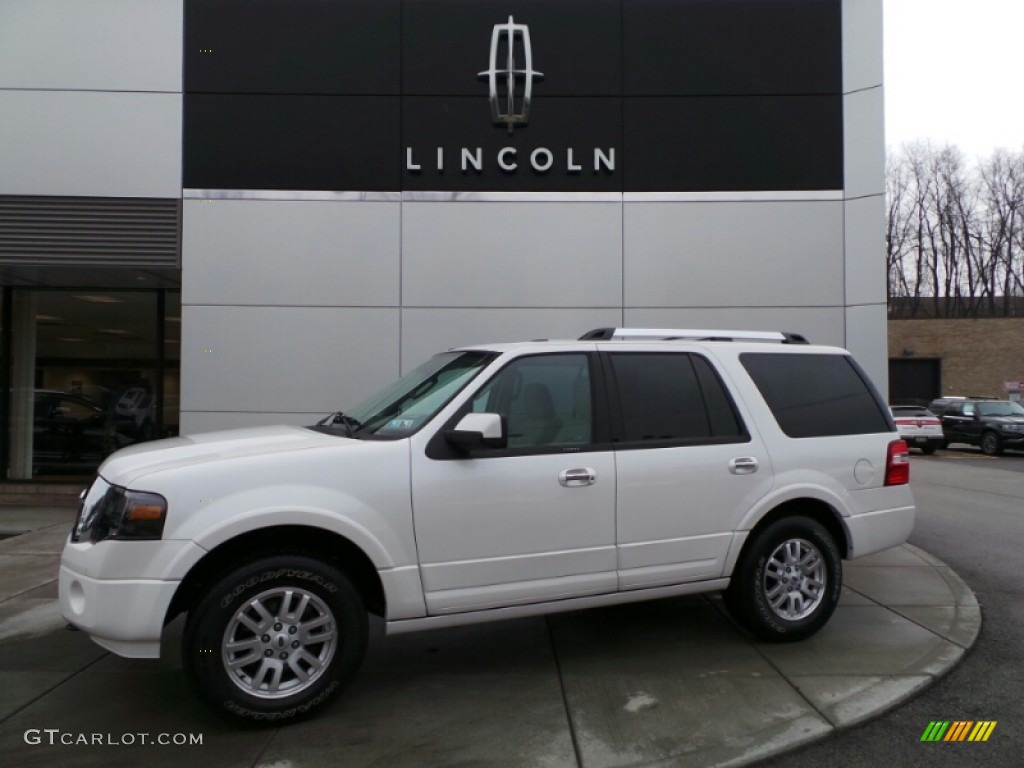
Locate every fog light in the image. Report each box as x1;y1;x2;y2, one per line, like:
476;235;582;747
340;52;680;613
69;580;86;615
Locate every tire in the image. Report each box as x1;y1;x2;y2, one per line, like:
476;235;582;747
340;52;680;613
921;443;938;455
725;516;842;642
980;431;1003;456
183;555;367;725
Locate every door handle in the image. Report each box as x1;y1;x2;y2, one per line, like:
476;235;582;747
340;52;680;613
729;457;759;475
559;468;596;487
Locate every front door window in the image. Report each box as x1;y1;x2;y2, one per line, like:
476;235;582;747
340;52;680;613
470;353;592;450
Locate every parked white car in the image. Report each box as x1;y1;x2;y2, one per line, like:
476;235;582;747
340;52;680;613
889;405;944;454
60;328;915;723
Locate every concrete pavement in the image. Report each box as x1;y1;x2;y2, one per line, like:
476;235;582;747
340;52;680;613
0;504;980;768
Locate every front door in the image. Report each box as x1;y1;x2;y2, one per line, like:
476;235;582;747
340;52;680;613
410;352;616;615
942;402;975;443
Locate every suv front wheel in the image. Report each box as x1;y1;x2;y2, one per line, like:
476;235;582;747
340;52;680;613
726;516;842;642
980;431;1003;456
183;554;367;724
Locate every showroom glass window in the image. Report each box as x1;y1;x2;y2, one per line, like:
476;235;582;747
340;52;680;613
4;289;180;480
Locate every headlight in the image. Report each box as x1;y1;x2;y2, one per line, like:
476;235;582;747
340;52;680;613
72;478;167;543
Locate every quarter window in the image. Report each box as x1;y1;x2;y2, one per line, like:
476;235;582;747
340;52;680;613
740;353;891;438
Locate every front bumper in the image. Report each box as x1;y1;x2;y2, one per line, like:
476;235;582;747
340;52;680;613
59;565;179;658
998;431;1024;447
58;538;203;659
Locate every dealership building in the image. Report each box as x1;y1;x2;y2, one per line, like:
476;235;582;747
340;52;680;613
0;0;885;480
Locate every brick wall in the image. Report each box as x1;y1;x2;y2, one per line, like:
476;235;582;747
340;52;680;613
888;318;1024;398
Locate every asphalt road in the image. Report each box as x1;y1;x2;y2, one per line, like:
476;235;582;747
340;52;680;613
756;449;1024;767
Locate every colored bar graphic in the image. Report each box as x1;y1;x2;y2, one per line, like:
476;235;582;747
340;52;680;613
945;721;972;741
921;720;997;742
968;722;998;742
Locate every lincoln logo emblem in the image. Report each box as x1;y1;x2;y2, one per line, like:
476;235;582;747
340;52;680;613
478;15;543;133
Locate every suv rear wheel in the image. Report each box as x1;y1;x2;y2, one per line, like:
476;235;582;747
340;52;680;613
726;516;842;642
183;555;367;724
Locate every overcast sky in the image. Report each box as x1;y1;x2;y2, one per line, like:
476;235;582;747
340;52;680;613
884;0;1024;162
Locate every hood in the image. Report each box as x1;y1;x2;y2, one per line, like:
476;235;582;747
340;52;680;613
989;415;1024;424
98;425;355;487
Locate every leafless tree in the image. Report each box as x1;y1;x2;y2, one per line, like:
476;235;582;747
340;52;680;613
887;143;1024;317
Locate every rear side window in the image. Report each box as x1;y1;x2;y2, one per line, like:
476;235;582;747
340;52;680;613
608;353;746;443
740;353;891;438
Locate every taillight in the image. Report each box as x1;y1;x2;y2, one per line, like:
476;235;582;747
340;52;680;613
885;439;910;486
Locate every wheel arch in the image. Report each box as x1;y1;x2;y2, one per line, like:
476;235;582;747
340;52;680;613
166;525;386;626
739;497;851;563
724;499;846;642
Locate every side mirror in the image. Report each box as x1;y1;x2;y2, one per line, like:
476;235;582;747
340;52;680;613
445;413;507;451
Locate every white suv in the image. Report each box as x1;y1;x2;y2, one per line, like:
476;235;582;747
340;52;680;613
59;328;915;723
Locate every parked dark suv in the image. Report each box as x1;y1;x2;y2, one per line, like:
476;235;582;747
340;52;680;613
927;395;998;417
940;398;1024;455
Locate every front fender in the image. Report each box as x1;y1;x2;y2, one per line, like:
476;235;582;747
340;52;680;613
180;494;407;565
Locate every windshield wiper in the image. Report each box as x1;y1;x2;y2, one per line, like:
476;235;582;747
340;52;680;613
315;411;363;438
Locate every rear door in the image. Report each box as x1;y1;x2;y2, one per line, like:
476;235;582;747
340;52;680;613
606;350;773;589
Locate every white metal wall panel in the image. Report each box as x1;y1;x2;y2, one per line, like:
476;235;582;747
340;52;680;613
624;307;847;349
401;202;623;308
180;306;400;414
844;87;886;200
0;91;182;198
399;307;620;373
0;0;182;92
842;0;883;93
182;200;400;307
623;201;844;308
845;304;889;394
844;195;887;307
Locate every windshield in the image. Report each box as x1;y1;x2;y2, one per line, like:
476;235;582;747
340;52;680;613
977;401;1024;417
316;351;496;439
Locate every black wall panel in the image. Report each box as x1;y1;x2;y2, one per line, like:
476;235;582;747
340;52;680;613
184;0;401;94
625;96;843;191
183;0;846;193
184;95;401;191
623;0;842;95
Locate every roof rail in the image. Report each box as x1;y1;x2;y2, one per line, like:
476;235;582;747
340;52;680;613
578;327;810;344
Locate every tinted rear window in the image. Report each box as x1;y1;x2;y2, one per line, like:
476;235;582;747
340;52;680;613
609;352;746;443
740;353;891;438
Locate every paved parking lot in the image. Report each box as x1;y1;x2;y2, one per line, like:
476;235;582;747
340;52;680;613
0;499;980;768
